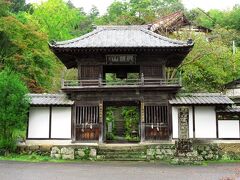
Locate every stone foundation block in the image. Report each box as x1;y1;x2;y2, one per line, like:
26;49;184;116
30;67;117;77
61;147;74;155
90;149;97;157
51;147;61;154
62;154;74;160
77;149;85;157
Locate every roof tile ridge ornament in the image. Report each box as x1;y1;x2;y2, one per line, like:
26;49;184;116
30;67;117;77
49;28;104;47
96;25;148;30
140;27;194;46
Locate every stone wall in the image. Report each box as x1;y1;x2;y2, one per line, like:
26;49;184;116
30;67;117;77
17;145;97;160
50;146;97;160
146;143;240;165
17;143;240;163
146;144;176;160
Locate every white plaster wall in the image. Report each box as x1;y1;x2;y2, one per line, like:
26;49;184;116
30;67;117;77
226;88;240;96
172;106;178;138
172;106;193;138
195;106;216;138
28;107;50;138
51;107;71;139
188;107;193;138
218;120;240;138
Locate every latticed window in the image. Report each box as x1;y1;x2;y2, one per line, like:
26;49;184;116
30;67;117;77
75;106;99;126
144;106;168;124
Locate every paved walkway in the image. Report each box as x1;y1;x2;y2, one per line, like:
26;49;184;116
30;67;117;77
0;161;240;180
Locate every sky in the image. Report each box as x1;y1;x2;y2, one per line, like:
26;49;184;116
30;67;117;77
26;0;240;14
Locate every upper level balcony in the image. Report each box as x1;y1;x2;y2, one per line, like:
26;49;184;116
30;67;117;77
61;77;181;91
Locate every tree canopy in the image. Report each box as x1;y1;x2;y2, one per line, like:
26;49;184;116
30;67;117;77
0;68;29;152
0;0;240;93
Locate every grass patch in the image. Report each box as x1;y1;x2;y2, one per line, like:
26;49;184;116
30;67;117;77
205;159;240;164
0;154;82;163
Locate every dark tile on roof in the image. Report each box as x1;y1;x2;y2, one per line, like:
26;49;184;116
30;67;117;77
169;93;234;105
29;94;74;105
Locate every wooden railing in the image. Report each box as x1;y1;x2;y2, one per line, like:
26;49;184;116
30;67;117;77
62;78;180;88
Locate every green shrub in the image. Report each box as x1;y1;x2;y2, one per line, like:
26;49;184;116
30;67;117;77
0;138;17;155
0;68;29;153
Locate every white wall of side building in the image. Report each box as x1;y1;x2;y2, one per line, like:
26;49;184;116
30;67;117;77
172;106;193;139
195;106;216;138
28;106;72;140
28;107;50;138
51;107;71;139
218;120;240;138
172;106;179;139
172;106;217;139
226;88;240;96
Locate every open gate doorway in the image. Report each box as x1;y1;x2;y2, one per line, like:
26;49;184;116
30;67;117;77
103;101;141;143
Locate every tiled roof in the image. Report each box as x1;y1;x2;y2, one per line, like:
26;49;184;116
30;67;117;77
151;12;190;32
169;93;234;105
29;94;74;106
49;26;193;49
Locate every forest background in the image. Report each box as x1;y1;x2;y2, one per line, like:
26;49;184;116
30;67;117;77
1;0;240;93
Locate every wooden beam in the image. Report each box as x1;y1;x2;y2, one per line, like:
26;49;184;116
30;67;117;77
99;100;104;143
140;101;145;142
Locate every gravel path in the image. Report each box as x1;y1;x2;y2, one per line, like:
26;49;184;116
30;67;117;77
0;161;240;180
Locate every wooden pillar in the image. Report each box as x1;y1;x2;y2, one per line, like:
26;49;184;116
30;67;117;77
78;63;81;80
72;104;76;142
140;101;145;142
99;100;104;143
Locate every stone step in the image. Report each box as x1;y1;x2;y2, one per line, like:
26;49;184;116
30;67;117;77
98;150;146;155
99;155;147;161
101;158;147;161
98;146;146;151
98;151;146;156
103;154;147;158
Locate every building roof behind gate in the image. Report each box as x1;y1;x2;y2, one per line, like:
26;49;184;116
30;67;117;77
29;94;74;106
169;93;234;105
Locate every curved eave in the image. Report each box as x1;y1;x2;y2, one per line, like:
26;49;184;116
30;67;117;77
49;44;194;52
49;44;194;69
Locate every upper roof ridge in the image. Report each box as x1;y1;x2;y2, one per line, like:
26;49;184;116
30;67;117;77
96;25;149;30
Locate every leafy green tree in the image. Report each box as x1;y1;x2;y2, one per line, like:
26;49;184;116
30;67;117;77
0;0;10;17
0;15;58;92
31;0;87;40
100;0;184;25
9;0;32;13
151;0;184;17
179;35;238;92
224;5;240;31
0;68;29;153
89;5;100;19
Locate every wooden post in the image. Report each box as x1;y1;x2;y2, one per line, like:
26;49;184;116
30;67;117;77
141;73;144;86
99;74;102;87
140;101;145;142
72;104;76;142
99;100;104;143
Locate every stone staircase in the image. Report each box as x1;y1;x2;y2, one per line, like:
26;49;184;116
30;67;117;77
97;146;147;161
